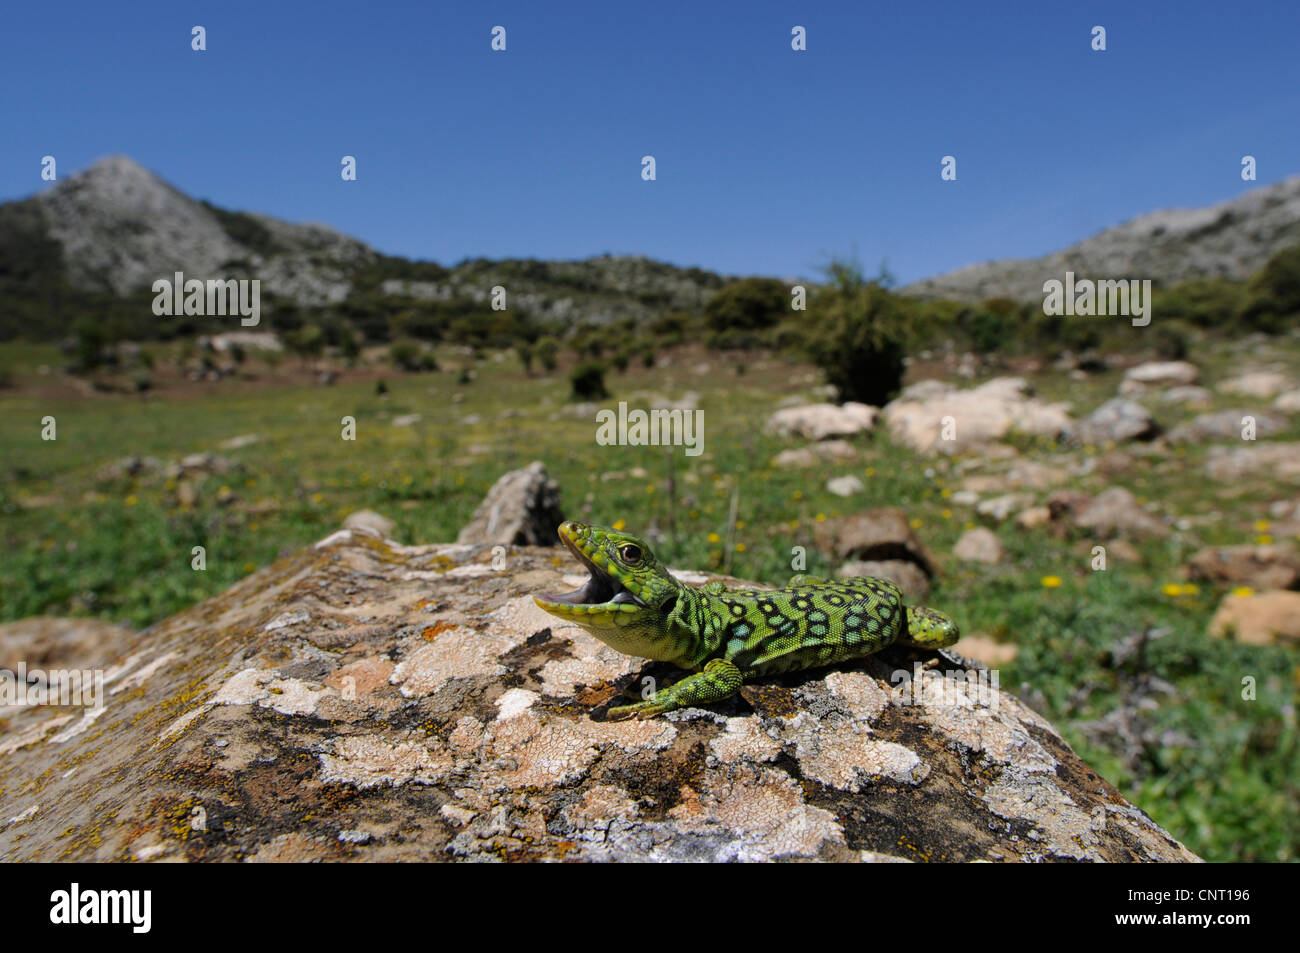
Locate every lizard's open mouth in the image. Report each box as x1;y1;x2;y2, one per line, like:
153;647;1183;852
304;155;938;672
539;527;647;609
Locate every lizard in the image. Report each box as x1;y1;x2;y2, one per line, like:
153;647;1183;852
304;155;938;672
534;520;960;720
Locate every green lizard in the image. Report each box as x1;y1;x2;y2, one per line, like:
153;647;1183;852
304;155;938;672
534;521;960;720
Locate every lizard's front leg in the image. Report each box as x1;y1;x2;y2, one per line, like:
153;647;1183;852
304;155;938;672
607;658;743;720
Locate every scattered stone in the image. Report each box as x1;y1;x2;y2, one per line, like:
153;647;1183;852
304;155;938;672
1070;398;1160;445
1073;487;1169;540
949;490;981;507
952;528;1005;565
343;510;396;539
218;434;260;450
838;560;931;600
882;377;1072;454
977;493;1035;523
1015;506;1052;530
1208;591;1300;646
1157;386;1213;406
1167;410;1285;443
1205;444;1300;482
952;635;1019;666
826;476;864;497
95;456;163;481
456;461;565;546
1120;361;1199;392
961;460;1069;493
1186;544;1300;591
392;414;421;427
1218;370;1291;398
1274;390;1300;413
772;440;858;468
813;509;939;577
764;402;878;441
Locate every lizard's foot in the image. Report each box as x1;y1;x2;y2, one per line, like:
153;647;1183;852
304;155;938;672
600;658;744;720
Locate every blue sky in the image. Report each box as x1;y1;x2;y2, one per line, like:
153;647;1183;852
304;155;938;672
2;0;1296;284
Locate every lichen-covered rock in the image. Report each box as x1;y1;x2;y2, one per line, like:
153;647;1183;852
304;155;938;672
455;461;564;546
0;531;1199;862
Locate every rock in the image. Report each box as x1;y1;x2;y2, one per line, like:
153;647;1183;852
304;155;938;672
456;462;565;546
1014;506;1052;530
1205;444;1300;482
0;617;134;673
1166;410;1285;443
949;490;981;506
952;528;1005;565
1218;370;1291;398
1208;591;1300;646
772;440;858;468
1186;544;1300;591
1073;487;1169;540
881;377;1072;454
951;635;1019;666
764;402;878;441
961;460;1069;493
813;509;939;577
1070;398;1160;445
1274;390;1300;413
391;414;421;427
218;434;260;450
1101;539;1143;564
342;510;396;539
0;530;1198;862
977;494;1034;523
826;476;864;497
837;560;931;600
1120;361;1200;391
1158;386;1213;407
95;456;163;481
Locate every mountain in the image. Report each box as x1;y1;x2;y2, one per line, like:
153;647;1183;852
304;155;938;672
0;156;727;339
902;175;1300;302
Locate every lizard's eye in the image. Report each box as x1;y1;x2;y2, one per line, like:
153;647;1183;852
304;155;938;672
618;544;642;565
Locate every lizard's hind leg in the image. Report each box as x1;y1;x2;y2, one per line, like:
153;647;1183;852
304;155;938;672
899;606;960;649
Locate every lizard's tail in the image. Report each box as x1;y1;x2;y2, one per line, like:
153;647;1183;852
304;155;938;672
900;606;960;649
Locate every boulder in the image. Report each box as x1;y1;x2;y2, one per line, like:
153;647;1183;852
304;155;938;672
343;509;396;539
1205;444;1300;482
1166;410;1285;443
837;559;931;600
456;461;565;546
826;476;864;497
0;530;1198;862
1208;591;1300;646
1121;361;1200;390
1073;487;1169;540
764;402;878;441
1070;398;1160;445
881;377;1072;454
813;509;939;577
1186;544;1300;591
772;440;858;468
952;528;1005;565
1217;370;1291;398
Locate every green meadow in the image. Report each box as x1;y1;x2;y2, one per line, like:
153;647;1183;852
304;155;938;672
2;335;1298;863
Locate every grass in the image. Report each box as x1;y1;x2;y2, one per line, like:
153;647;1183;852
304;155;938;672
1;336;1298;862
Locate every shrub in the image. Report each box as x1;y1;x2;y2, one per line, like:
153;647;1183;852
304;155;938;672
1238;245;1300;334
536;337;559;371
570;362;609;400
1153;322;1190;360
389;339;430;372
704;278;789;333
802;261;909;405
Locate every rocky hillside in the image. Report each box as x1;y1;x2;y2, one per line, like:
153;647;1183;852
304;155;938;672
903;175;1300;302
0;156;727;336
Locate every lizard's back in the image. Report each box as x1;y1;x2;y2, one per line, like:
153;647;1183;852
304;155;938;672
707;576;906;676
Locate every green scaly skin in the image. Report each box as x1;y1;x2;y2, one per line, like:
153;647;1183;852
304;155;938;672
534;521;961;720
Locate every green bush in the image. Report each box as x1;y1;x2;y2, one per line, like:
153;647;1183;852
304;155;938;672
1153;322;1190;360
1238;245;1300;334
536;337;559;371
570;361;609;400
389;339;434;372
704;278;789;333
803;261;909;405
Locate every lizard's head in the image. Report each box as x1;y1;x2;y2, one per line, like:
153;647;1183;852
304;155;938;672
534;522;682;652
